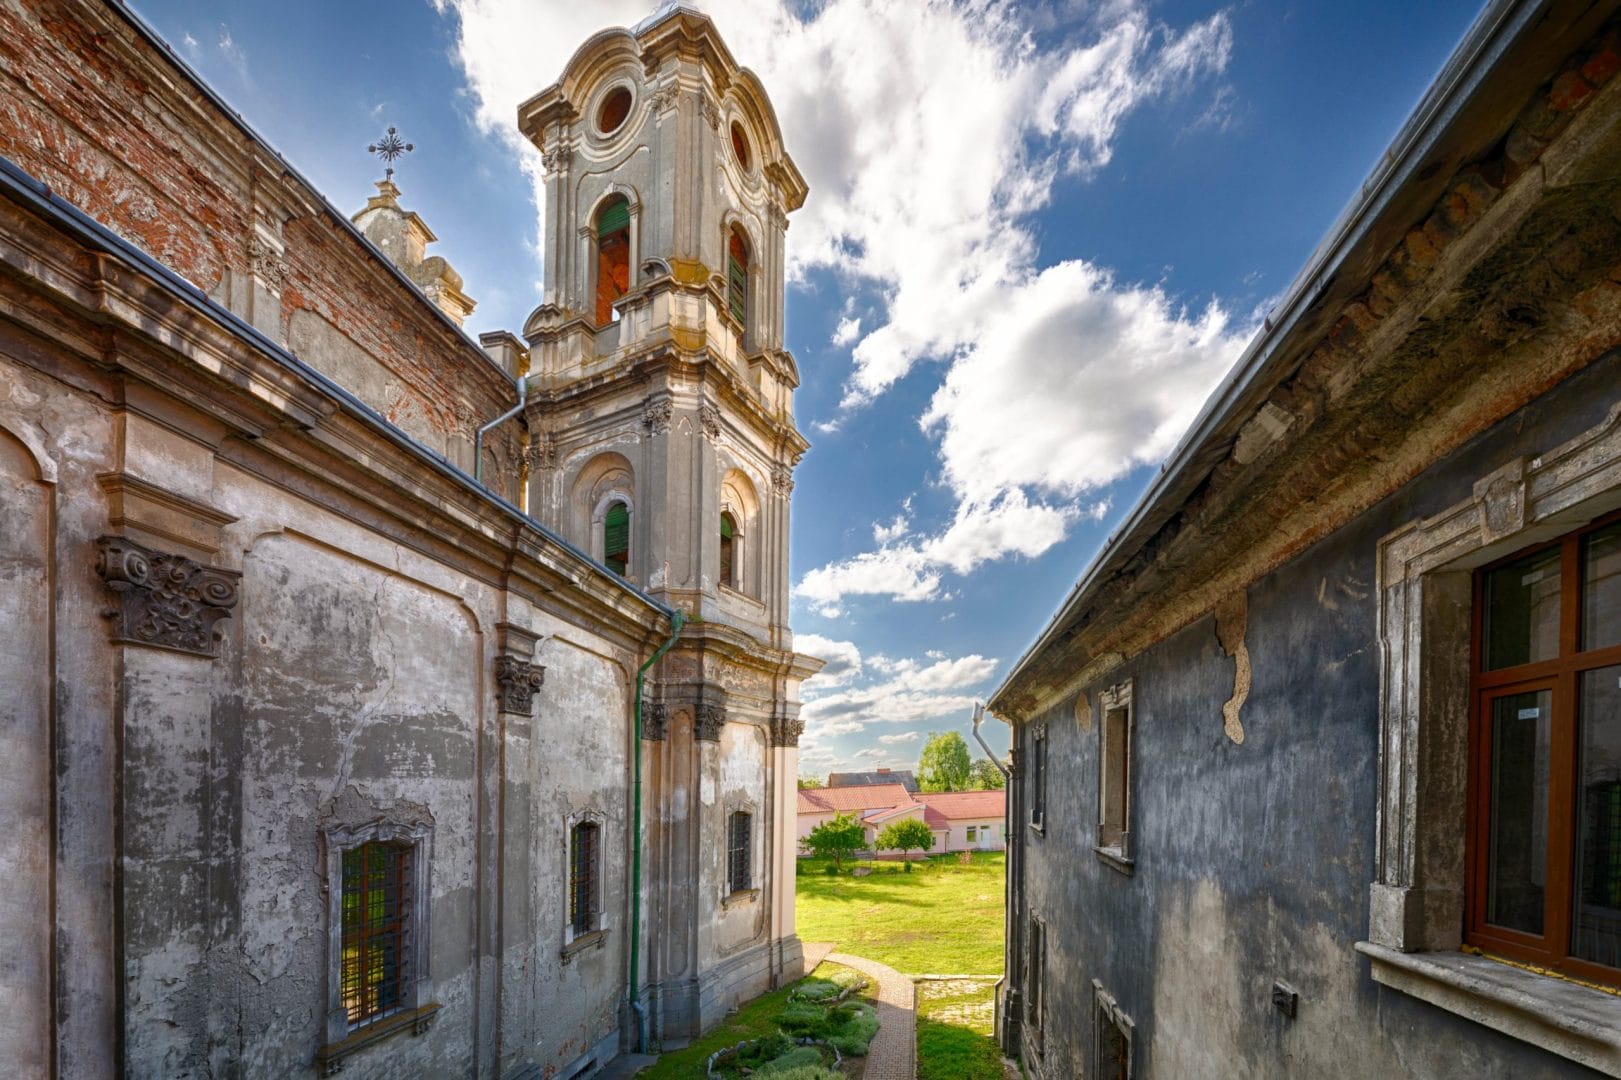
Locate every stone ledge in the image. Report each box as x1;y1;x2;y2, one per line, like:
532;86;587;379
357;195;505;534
1093;844;1134;876
561;928;608;963
313;1002;439;1075
1357;942;1621;1077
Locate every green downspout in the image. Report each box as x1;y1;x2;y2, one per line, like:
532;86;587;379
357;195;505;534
630;610;686;1053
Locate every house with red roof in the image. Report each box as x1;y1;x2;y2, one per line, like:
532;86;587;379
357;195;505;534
797;783;1005;855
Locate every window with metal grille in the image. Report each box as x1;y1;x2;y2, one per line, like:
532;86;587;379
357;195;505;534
604;501;630;577
727;228;749;328
340;841;409;1026
1468;514;1621;985
595;196;631;326
728;811;751;893
570;821;599;937
720;512;736;589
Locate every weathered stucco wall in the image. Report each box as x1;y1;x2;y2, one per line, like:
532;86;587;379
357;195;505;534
1016;353;1621;1079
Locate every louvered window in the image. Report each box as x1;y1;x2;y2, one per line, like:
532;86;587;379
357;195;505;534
727;228;749;328
728;811;752;893
604;501;630;577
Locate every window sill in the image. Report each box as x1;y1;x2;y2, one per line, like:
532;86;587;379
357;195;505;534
722;887;760;910
1092;844;1134;876
718;583;765;609
315;1002;440;1076
1356;942;1621;1076
1027;820;1044;836
561;928;608;964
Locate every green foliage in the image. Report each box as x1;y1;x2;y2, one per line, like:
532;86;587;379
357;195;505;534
796;852;1005;974
875;816;936;857
755;1048;829;1075
803;811;866;871
797;776;824;789
967;757;1007;790
918;731;973;791
916;979;1003;1079
825;1001;879;1055
757;1067;842;1080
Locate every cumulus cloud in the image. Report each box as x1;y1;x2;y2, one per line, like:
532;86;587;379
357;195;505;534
800;650;996;732
878;731;920;745
431;0;1251;608
796;632;863;688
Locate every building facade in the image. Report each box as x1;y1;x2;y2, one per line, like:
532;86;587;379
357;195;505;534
0;2;816;1077
990;2;1621;1078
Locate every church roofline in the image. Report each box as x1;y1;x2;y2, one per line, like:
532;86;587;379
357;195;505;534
0;149;678;626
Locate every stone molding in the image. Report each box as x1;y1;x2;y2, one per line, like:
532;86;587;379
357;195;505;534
695;701;727;742
770;462;794;495
495;655;546;715
247;229;289;294
699;403;722;441
1370;400;1621;955
94;535;240;657
525;432;558;471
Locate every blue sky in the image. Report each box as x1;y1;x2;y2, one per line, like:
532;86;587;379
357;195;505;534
132;0;1484;778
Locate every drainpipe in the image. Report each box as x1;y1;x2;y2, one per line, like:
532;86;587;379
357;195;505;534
970;702;1015;1048
629;610;687;1053
474;373;526;485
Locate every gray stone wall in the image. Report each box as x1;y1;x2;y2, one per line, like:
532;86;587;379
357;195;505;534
1011;353;1621;1079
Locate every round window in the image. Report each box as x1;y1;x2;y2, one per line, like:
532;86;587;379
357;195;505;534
730;121;751;171
598;87;633;135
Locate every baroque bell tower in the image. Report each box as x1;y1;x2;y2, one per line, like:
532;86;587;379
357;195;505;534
516;3;823;1040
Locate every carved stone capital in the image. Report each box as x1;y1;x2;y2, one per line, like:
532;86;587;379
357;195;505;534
248;233;289;294
642;400;673;436
642;699;669;741
771;716;804;748
771;463;794;495
701;95;722;131
699;404;722;441
525;433;558;471
541;143;572;175
495;655;546;715
767;204;790;231
695;702;726;742
650;86;678;114
95;536;240;657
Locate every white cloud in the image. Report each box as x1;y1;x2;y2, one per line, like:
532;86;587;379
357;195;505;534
878;731;920;745
800;650;996;733
432;0;1249;608
796;632;863;688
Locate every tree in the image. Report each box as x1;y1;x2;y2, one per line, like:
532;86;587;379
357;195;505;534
875;817;935;864
918;731;972;792
968;758;1006;790
797;776;825;789
803;812;865;872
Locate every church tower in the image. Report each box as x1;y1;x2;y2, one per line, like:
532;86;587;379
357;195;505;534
517;4;822;1039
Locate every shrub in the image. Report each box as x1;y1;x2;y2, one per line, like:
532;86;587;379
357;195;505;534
825;1001;880;1055
755;1047;828;1075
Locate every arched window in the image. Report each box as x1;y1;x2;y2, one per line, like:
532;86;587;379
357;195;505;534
719;511;737;589
604;500;630;577
595;196;631;326
727;226;750;330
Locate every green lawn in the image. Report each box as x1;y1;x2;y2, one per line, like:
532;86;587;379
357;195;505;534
795;852;1005;975
916;980;1003;1080
641;963;867;1079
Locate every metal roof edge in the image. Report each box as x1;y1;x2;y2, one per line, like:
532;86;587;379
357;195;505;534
987;0;1545;717
0;151;676;623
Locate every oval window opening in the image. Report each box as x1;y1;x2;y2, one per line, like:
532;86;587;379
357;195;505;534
730;121;751;170
598;87;632;135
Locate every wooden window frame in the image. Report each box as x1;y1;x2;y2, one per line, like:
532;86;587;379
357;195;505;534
1465;510;1621;988
1095;680;1136;873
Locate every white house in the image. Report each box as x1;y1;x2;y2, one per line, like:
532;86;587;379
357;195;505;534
798;784;1006;855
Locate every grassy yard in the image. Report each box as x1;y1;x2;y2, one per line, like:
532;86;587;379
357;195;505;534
795;851;1005;975
641;963;870;1079
916;980;1002;1080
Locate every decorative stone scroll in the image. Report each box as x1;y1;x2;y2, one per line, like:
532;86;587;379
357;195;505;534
95;535;240;657
495;656;546;715
699;404;722;441
695;702;727;742
771;463;794;495
525;433;558;471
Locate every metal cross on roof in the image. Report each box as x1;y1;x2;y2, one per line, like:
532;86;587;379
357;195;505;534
367;126;414;181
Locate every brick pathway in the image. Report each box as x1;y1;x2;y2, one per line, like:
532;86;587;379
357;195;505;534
826;951;915;1080
802;940;835;972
